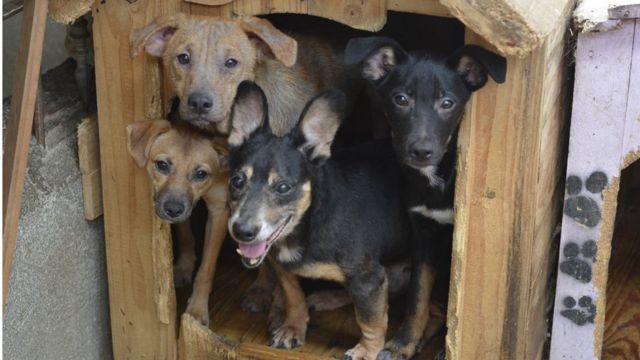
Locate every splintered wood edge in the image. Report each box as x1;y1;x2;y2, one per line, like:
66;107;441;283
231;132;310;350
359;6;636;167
441;0;575;57
179;313;333;360
48;0;92;24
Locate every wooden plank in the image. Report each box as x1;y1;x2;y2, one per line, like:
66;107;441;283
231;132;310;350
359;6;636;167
440;0;575;57
548;20;636;360
2;0;48;309
92;1;179;358
447;20;570;359
387;0;452;18
48;0;92;24
622;19;640;168
78;115;103;220
230;0;387;32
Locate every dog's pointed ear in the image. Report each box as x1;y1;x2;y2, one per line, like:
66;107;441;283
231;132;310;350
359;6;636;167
126;120;172;167
211;137;230;169
130;14;186;58
240;17;297;67
229;81;270;148
344;37;408;82
447;45;507;91
294;90;345;164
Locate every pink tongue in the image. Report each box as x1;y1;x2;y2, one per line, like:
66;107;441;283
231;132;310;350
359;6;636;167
238;241;267;259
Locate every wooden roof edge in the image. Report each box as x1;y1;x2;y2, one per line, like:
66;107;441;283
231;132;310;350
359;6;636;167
440;0;576;57
574;0;640;33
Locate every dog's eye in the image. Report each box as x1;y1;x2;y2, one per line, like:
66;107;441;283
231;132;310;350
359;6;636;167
393;94;409;106
275;182;291;195
193;169;209;181
177;53;190;65
155;160;170;173
441;99;455;109
225;58;238;68
230;174;246;189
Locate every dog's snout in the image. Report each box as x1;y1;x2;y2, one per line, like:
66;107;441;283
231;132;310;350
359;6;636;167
232;222;260;242
409;142;434;162
164;200;186;218
188;93;213;114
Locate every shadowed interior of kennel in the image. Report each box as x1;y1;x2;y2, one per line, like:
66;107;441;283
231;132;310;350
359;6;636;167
601;160;640;358
170;12;463;359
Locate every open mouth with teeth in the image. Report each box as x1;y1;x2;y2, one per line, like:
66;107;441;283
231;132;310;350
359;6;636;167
236;215;292;268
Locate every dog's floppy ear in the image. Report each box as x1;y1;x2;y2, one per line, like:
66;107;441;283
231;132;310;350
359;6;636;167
447;45;507;91
294;90;345;164
211;137;230;169
344;36;408;82
130;14;186;58
229;81;270;148
240;17;297;67
126;119;172;167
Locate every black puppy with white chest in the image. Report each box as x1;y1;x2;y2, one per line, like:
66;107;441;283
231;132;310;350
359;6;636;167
227;81;412;360
345;37;506;359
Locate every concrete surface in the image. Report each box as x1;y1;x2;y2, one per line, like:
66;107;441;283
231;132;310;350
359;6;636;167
3;59;112;360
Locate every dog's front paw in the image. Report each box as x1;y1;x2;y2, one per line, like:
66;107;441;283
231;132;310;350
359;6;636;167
269;323;306;349
241;284;273;313
185;296;210;327
344;342;383;360
173;257;195;288
375;339;417;360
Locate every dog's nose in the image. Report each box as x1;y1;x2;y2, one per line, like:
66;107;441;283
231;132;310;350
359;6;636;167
163;201;185;218
409;143;433;162
187;93;213;114
232;222;260;242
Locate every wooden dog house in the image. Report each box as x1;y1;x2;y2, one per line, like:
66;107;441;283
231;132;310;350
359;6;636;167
47;0;574;359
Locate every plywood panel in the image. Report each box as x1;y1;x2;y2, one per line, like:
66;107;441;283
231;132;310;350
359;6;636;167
447;21;569;359
549;20;636;360
92;1;179;358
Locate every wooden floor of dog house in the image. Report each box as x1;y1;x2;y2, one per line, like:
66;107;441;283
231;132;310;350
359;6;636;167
176;247;445;359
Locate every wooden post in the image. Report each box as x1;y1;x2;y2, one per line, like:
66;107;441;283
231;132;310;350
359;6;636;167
2;0;48;309
446;23;570;359
92;1;180;358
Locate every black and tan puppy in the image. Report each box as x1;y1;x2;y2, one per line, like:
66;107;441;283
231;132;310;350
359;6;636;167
226;81;412;360
127;120;230;326
345;37;507;359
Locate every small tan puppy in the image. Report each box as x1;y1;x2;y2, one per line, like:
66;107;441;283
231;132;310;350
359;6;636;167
127;119;229;326
130;14;355;136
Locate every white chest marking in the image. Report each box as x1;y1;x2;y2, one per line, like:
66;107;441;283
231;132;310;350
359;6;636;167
410;206;454;224
419;166;445;191
277;245;303;263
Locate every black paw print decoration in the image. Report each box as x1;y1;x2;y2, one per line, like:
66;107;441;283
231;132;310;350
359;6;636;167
564;171;608;227
559;240;597;283
560;295;596;326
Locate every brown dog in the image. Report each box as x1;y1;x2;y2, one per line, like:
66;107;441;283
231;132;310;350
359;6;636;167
126;119;229;326
129;14;357;137
130;13;356;312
